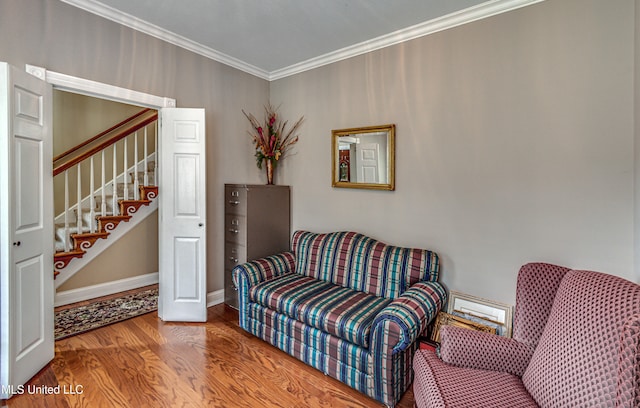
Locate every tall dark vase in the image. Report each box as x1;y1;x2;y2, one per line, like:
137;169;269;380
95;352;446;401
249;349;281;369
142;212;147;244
265;159;274;185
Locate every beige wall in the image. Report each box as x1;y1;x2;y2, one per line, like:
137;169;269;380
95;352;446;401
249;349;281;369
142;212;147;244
271;0;637;304
53;90;143;157
0;0;270;293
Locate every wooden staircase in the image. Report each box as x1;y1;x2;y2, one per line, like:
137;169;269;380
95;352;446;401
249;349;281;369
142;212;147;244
54;180;158;277
53;109;158;284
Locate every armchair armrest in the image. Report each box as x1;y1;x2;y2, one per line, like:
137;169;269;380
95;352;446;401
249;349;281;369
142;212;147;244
232;252;295;330
439;325;534;377
371;281;446;354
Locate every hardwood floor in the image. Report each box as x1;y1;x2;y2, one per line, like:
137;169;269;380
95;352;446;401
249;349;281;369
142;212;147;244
5;304;415;407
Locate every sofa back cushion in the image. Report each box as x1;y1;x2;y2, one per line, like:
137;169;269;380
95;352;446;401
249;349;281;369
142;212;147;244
522;270;640;407
291;230;439;299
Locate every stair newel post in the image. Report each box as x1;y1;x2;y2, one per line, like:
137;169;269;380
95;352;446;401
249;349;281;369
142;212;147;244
124;135;128;201
101;150;106;217
89;155;95;234
134;131;139;200
144;126;149;187
112;142;118;216
64;170;70;252
76;163;82;235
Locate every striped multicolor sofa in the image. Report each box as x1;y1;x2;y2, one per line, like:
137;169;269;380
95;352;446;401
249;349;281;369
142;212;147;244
233;230;446;407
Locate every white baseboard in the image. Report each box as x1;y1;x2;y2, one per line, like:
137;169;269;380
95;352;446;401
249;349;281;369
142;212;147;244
55;272;159;307
207;289;224;307
55;273;225;309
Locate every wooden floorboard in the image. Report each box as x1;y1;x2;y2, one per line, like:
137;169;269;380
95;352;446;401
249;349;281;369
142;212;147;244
5;304;415;407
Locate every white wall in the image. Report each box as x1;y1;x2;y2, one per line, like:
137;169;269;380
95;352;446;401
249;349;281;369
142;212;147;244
271;0;637;304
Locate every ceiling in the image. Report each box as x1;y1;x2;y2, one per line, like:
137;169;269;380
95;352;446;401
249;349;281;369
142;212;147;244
60;0;542;80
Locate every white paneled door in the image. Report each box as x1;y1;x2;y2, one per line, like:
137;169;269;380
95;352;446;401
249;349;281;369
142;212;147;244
355;142;380;183
0;62;54;399
158;108;207;322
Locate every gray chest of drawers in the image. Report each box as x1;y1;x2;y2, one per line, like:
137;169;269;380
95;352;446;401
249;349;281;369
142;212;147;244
224;184;291;309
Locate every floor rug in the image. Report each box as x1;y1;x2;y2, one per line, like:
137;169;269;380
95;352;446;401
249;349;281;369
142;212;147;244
55;288;158;340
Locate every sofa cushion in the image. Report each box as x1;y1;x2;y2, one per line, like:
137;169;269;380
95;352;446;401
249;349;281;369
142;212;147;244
250;273;392;348
292;230;439;299
413;350;538;408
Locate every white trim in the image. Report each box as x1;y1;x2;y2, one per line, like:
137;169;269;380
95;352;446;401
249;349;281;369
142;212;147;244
25;64;175;108
270;0;546;80
207;289;224;308
57;0;270;80
56;279;222;311
54;271;158;307
58;0;544;81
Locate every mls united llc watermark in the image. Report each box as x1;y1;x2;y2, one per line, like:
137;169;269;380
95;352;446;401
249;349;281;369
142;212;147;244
2;384;84;395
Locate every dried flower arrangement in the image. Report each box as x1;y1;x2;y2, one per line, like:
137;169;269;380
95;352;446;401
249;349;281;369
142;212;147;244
242;104;304;184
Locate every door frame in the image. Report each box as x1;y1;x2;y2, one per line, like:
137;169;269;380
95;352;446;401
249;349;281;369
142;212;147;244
26;65;176;110
24;65;176;303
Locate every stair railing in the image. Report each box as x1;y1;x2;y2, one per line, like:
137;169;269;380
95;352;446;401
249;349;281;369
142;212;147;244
53;110;158;253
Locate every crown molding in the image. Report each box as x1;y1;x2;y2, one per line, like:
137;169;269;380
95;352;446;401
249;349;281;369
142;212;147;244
60;0;544;82
58;0;270;80
268;0;545;80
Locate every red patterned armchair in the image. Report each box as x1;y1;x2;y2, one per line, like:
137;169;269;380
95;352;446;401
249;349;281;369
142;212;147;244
413;263;640;407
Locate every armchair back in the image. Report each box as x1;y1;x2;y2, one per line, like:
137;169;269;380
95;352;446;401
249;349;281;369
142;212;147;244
292;230;439;299
512;263;571;349
522;269;640;406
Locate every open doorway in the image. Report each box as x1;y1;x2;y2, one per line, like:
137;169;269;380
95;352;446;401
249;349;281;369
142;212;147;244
52;90;159;305
29;64;208;324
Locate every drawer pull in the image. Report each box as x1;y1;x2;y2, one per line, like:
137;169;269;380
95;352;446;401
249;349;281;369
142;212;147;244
229;257;238;263
228;228;239;234
228;200;240;205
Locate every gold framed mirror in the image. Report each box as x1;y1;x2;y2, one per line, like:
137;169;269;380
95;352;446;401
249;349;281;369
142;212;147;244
332;124;395;190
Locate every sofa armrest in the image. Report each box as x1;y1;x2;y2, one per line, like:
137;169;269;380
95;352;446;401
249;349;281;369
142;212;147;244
232;252;295;330
232;251;295;289
439;325;534;377
371;281;446;354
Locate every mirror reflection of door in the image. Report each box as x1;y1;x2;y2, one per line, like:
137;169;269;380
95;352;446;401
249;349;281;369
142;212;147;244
355;142;380;183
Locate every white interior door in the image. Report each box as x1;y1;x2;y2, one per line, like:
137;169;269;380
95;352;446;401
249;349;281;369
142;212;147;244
355;142;380;183
158;108;207;322
0;62;53;399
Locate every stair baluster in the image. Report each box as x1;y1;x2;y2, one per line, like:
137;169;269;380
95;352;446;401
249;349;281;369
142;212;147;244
101;150;106;217
134;131;139;200
89;155;95;234
112;142;118;216
124;138;128;201
144;127;149;187
64;170;70;252
76;163;82;234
